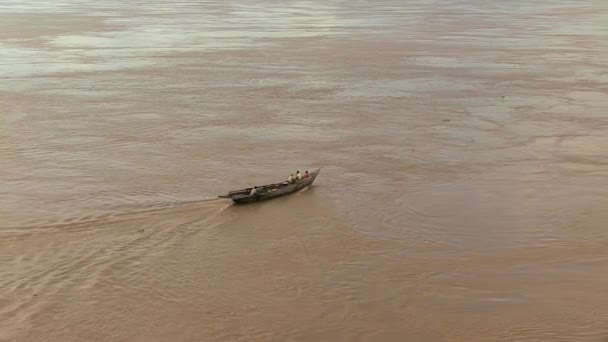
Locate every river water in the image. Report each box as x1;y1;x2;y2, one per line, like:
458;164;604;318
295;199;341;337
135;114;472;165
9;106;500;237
1;1;608;341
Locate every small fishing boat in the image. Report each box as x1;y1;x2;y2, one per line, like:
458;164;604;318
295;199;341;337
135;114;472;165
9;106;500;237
219;168;321;204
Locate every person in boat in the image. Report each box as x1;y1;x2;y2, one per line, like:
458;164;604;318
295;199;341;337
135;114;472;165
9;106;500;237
250;186;258;196
287;174;294;184
303;170;310;179
296;170;302;181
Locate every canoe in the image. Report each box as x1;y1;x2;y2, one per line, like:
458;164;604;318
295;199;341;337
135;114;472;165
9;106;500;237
219;168;321;204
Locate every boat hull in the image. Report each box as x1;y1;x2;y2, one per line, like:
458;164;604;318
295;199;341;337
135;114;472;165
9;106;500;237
223;169;320;204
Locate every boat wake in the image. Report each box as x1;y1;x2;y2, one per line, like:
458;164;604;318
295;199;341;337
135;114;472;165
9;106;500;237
295;186;311;195
0;195;233;340
2;197;227;236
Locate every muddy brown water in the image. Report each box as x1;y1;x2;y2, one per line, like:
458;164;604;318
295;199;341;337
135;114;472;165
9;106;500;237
1;1;608;341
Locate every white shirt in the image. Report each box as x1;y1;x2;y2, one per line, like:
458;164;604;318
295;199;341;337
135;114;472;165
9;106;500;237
296;173;302;180
288;175;294;182
250;188;257;195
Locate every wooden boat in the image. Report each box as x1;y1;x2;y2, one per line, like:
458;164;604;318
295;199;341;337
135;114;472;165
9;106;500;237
219;168;321;204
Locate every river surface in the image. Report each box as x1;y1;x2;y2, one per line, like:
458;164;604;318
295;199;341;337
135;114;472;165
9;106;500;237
1;1;608;341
